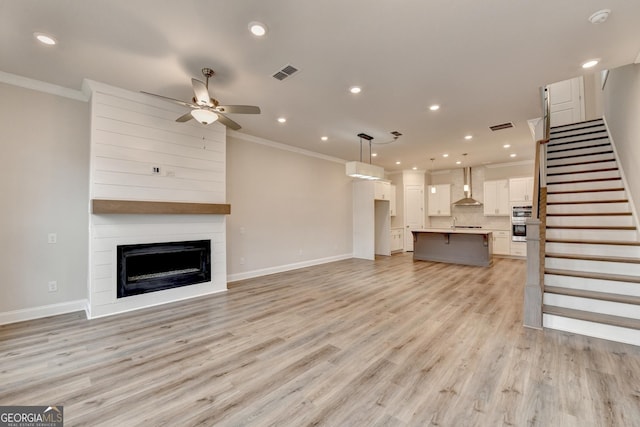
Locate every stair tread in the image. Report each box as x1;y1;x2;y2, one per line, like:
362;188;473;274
547;139;610;152
545;286;640;306
547;187;625;195
550;119;604;132
547;199;629;205
547;177;621;185
547;159;615;168
547;167;618;177
546;238;640;247
546;252;640;264
543;305;640;330
546;150;613;161
545;268;640;284
546;212;631;216
546;225;636;230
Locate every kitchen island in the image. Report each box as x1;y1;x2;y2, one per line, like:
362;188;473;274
412;229;493;267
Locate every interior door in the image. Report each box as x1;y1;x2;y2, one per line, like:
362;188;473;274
549;76;585;127
404;185;424;251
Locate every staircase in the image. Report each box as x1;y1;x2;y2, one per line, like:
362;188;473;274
542;118;640;346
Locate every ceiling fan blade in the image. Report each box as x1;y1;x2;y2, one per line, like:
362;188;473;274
191;78;212;106
216;105;261;114
141;91;197;108
176;111;193;123
216;113;242;131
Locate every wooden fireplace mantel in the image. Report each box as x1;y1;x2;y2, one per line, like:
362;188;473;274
91;199;231;215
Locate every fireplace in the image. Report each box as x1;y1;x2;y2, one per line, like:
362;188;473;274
117;240;211;298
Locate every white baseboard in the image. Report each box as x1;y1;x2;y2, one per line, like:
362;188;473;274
0;299;89;325
227;253;352;283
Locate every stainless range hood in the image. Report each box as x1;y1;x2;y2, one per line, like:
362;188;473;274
452;167;483;206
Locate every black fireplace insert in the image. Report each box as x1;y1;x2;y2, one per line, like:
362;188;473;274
117;240;211;298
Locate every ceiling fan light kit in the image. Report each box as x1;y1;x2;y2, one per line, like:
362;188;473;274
141;67;260;130
191;109;218;124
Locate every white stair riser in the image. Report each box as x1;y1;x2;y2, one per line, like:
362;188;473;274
546;228;638;241
546;242;640;258
543;314;640;347
547;138;609;153
544;293;640;320
550;121;604;134
547;190;627;203
546;215;634;227
547;145;612;160
547;179;623;193
546;169;620;184
545;273;640;297
546;257;640;276
547;202;630;214
547;152;615;167
546;161;618;175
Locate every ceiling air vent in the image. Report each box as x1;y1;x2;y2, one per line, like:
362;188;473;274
272;64;299;81
489;122;514;131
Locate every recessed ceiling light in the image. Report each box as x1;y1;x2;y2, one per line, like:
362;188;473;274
321;136;328;141
464;135;473;140
589;9;610;24
395;161;401;165
582;59;599;69
34;32;56;45
442;153;449;158
429;105;440;111
456;161;462;165
503;144;511;148
277;117;286;123
510;153;517;158
248;22;267;37
412;166;418;170
349;86;362;94
371;153;378;157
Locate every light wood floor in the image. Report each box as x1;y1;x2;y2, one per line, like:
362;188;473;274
2;254;640;426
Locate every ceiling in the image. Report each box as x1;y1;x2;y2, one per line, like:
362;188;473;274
2;1;639;172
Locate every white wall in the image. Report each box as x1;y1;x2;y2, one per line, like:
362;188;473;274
0;82;89;319
603;63;640;224
226;134;352;281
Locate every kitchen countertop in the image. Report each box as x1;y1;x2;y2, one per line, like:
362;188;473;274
413;228;493;235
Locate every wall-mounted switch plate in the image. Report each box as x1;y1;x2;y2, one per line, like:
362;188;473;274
48;233;57;244
48;281;58;292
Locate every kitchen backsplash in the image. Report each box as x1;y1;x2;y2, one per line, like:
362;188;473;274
429;206;511;231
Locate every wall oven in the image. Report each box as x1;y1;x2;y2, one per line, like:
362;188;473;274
511;205;532;242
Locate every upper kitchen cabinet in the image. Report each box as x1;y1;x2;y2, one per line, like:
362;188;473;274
428;184;451;216
509;177;534;203
374;180;391;201
484;179;510;216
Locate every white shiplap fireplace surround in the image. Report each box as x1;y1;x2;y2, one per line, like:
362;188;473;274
85;80;227;319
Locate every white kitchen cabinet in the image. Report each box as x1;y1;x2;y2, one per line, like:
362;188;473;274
484;180;510;216
491;230;510;255
427;184;451;216
389;185;397;216
510;241;527;257
374;181;391;201
509;177;534;202
390;228;404;252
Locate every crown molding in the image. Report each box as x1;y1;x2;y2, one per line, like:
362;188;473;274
228;130;346;164
0;71;87;101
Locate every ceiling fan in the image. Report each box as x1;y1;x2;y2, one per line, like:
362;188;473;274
141;67;260;130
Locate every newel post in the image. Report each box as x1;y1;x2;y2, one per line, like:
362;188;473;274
524;219;543;329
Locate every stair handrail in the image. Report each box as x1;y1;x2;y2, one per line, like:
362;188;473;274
524;85;550;329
